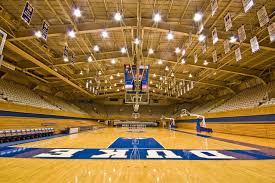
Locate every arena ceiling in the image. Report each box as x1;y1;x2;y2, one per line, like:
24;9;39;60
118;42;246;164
0;0;274;103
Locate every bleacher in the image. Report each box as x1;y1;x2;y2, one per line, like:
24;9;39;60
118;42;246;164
0;79;59;110
0;128;55;143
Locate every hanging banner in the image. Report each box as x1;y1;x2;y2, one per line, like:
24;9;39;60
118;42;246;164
250;36;260;53
211;0;218;16
194;53;198;63
235;48;242;62
257;6;269;27
63;46;69;59
41;21;49;41
212;27;218;44
224;39;230;54
238;25;246;42
224;12;232;32
212;50;217;63
71;54;75;65
268;22;275;42
21;1;34;25
242;0;254;13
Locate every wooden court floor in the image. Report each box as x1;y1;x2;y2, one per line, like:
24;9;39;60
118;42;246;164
0;127;275;183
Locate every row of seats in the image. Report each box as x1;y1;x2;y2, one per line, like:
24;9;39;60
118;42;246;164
0;128;55;143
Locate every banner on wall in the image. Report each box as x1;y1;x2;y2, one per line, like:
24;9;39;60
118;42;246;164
257;6;269;27
238;25;246;42
21;1;34;25
194;53;198;63
268;22;275;42
41;21;49;41
235;48;242;62
224;12;232;32
211;0;218;16
212;50;217;63
223;39;230;54
242;0;254;13
250;36;260;53
212;27;218;44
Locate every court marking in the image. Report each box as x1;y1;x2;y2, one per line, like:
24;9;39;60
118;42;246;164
108;137;164;149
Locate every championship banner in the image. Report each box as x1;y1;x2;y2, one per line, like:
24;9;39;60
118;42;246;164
224;12;232;32
223;39;230;54
235;48;242;62
41;21;49;41
212;27;218;44
210;0;218;16
250;36;260;53
257;6;269;27
238;25;246;43
212;50;217;63
21;1;34;25
242;0;254;13
268;22;275;42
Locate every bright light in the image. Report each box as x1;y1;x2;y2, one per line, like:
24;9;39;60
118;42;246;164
153;73;156;77
229;36;237;43
120;47;127;54
157;59;163;65
63;57;69;62
153;12;161;22
175;47;181;54
171;73;174;77
116;73;120;77
193;12;203;22
120;79;123;83
134;38;140;45
181;49;186;56
165;66;169;71
73;8;81;17
181;59;186;64
87;56;92;62
203;60;208;65
167;32;174;40
114;12;122;21
80;70;83;75
150;81;153;84
117;88;120;92
148;48;154;55
111;59;116;64
93;45;99;52
114;83;117;87
98;71;102;75
189;73;193;78
198;34;206;42
34;31;42;38
68;30;76;38
160;76;163;80
110;75;113;79
101;30;109;38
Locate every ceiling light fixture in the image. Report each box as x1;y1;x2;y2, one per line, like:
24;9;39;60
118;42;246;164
87;56;92;62
167;31;174;41
111;59;116;64
68;30;76;38
98;71;102;75
175;47;181;54
189;73;193;78
203;60;209;65
153;73;156;77
110;75;113;79
193;12;203;22
134;38;140;45
165;66;169;71
181;59;186;64
153;12;161;22
171;73;174;77
120;47;127;54
181;49;186;56
93;45;99;52
101;30;109;38
114;12;122;21
198;34;206;42
63;57;69;62
148;48;154;55
116;73;120;77
34;31;42;38
229;36;237;43
157;59;163;65
73;8;82;17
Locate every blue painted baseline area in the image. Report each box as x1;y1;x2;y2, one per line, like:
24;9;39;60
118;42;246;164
108;138;163;149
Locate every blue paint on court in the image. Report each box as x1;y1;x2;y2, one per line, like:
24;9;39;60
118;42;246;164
108;137;164;149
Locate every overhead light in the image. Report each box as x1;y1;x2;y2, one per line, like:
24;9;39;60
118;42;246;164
114;12;122;21
175;47;181;54
98;71;102;75
68;30;76;38
101;30;109;38
80;70;83;75
189;73;193;78
181;59;186;64
181;49;186;56
165;66;169;71
167;32;174;41
110;75;113;80
105;79;107;83
89;80;92;84
116;73;120;77
134;38;140;45
120;79;123;83
157;59;163;65
93;45;99;52
160;76;163;80
120;47;127;54
87;56;92;62
148;48;154;55
153;89;155;93
171;73;174;77
117;88;120;92
114;83;117;87
153;12;161;22
153;73;156;78
73;8;81;17
203;60;209;65
63;57;69;62
198;34;206;42
111;59;116;64
193;12;203;22
34;31;42;38
229;36;237;43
